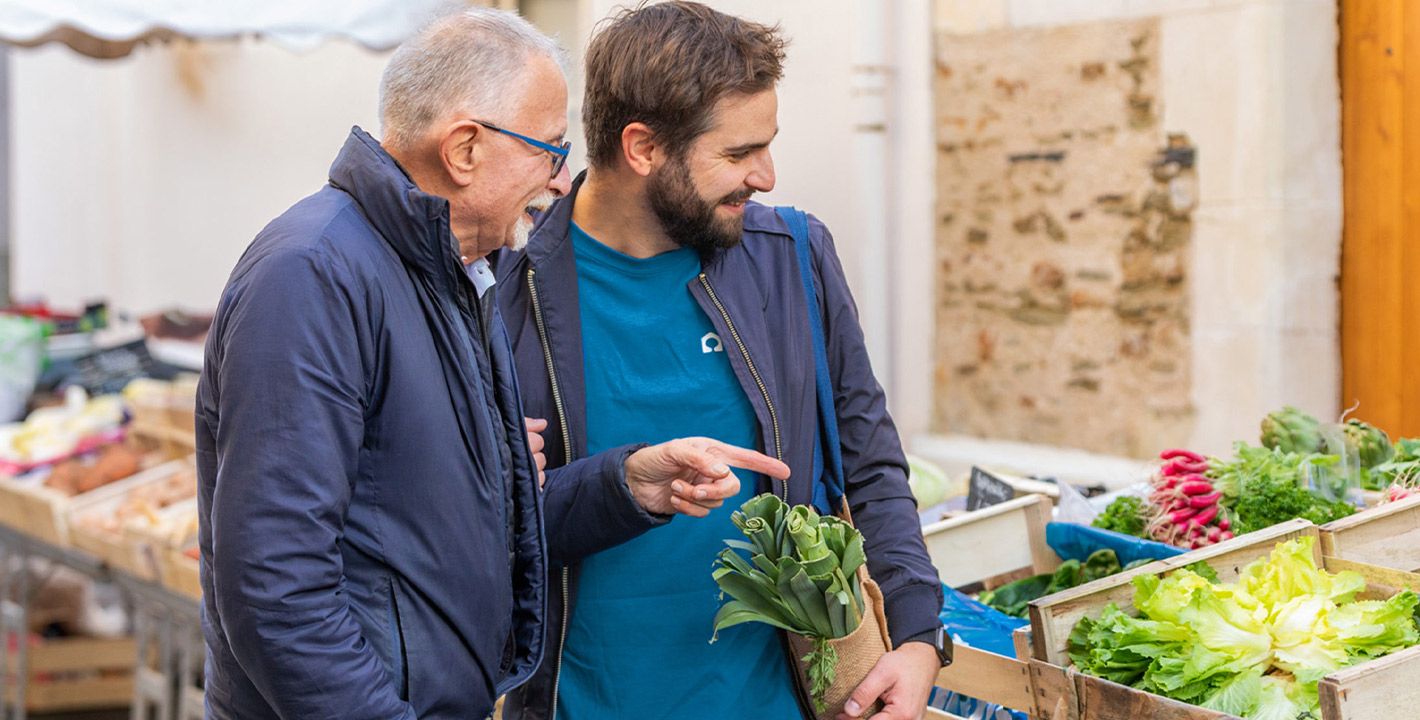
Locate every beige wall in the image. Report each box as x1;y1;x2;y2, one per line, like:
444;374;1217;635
7;39;391;315
917;0;1342;466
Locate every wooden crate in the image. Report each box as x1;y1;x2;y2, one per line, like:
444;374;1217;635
1026;519;1420;720
126;498;201;600
3;635;135;712
1321;494;1420;592
128;419;197;462
67;458;194;579
922;494;1059;589
0;479;73;547
159;544;202;600
923;494;1058;715
0;447;164;548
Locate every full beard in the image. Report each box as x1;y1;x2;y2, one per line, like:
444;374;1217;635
646;155;752;259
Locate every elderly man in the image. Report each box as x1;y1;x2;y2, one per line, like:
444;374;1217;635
196;9;785;719
498;4;948;719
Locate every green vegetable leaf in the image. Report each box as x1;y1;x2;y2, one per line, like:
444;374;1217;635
1199;667;1262;716
1068;538;1420;719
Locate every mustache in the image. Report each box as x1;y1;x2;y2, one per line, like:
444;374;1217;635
525;192;557;213
718;188;755;205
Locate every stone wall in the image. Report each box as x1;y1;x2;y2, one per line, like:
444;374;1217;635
933;18;1198;456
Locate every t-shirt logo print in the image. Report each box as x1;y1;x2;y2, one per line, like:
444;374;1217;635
700;332;725;354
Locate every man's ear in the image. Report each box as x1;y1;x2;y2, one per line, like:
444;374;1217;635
621;122;658;178
440;120;483;187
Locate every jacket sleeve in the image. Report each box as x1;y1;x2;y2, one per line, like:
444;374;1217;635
540;444;669;566
206;247;416;720
808;216;945;648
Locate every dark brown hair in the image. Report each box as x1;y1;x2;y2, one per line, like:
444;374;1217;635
582;1;787;169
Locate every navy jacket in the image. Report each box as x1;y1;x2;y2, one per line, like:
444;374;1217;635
495;173;945;719
196;130;652;720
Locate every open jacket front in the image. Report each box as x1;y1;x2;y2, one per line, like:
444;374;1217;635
495;173;945;719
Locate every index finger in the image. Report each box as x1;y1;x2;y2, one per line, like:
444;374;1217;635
709;443;790;480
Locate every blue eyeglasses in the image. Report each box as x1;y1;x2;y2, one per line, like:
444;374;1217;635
473;119;571;178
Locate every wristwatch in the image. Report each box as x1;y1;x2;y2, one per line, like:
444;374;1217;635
932;624;954;667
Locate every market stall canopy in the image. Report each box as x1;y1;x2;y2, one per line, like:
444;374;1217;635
0;0;495;59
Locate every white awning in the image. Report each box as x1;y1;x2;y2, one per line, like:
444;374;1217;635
0;0;497;58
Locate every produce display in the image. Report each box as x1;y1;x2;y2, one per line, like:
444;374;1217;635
1092;448;1235;549
1091;495;1148;537
979;548;1150;617
74;465;197;538
1068;537;1420;719
42;444;143;496
123;375;200;431
0;388;126;473
1260;407;1399;492
1372;438;1420;501
1210;445;1356;534
711;495;880;714
1087;405;1420;548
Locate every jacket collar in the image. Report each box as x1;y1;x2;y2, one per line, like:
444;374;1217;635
523;170;587;270
328;126;461;283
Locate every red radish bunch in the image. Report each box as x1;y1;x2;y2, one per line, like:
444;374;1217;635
1145;448;1234;549
1385;484;1415;503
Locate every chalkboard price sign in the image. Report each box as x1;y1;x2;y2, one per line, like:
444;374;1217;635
966;466;1016;511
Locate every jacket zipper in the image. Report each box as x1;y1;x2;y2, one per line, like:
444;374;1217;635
697;274;785;498
527;268;573;720
702;272;819;717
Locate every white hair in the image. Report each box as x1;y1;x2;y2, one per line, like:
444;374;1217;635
379;7;564;149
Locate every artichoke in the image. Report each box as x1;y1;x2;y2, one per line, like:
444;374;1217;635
1342;418;1394;468
1260;407;1326;454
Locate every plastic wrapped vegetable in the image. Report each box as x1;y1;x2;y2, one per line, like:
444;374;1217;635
1342;418;1394;468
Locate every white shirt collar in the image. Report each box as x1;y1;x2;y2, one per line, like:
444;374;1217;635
463;257;496;298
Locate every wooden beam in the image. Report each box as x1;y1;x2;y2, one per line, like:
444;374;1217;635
1341;0;1417;434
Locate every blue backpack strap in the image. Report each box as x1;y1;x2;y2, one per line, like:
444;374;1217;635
776;206;846;509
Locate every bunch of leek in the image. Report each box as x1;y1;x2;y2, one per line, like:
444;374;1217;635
711;494;867;712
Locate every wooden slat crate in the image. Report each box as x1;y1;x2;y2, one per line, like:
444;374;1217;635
128;419;197;462
1321;494;1420;593
922;494;1059;589
159;544;202;600
1025;519;1420;720
126;498;201;600
0;447;164;548
923;494;1057;715
68;458;195;579
0;480;73;547
3;635;135;712
1028;520;1317;665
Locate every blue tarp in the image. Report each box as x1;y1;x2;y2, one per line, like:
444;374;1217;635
1045;521;1186;566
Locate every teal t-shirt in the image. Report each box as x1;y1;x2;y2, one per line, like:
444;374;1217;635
556;223;801;720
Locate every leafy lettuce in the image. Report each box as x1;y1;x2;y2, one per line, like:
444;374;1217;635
1068;537;1419;719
